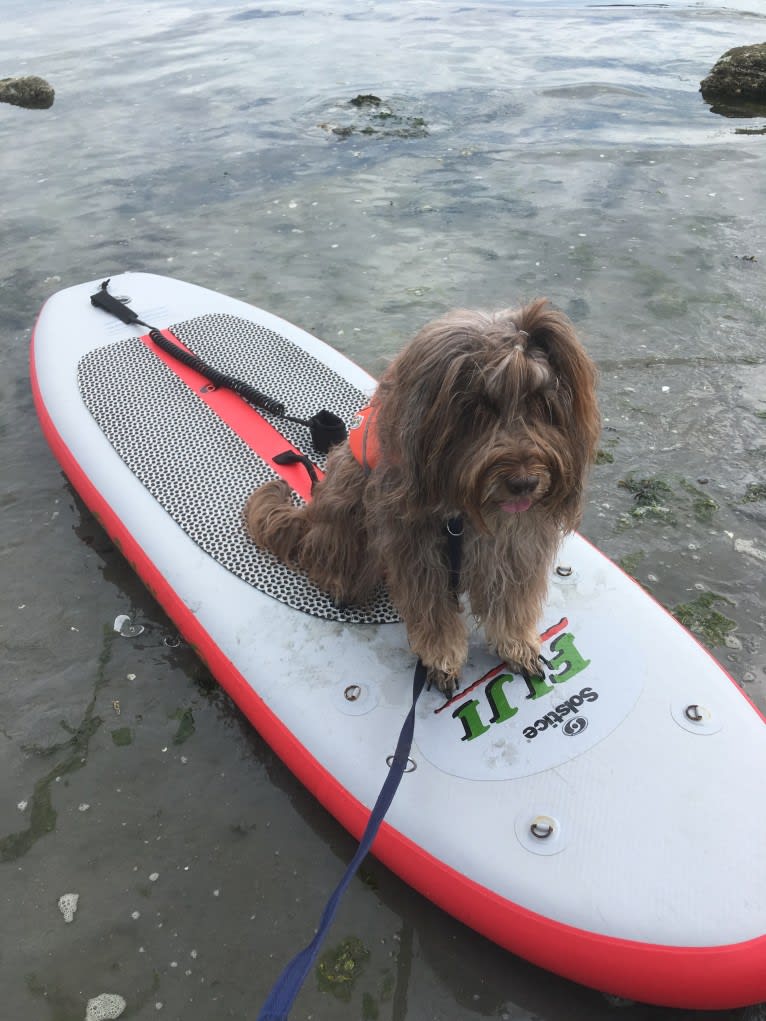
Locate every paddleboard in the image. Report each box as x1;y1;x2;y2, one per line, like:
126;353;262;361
30;272;766;1009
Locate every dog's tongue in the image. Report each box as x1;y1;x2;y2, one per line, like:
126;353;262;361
501;497;533;514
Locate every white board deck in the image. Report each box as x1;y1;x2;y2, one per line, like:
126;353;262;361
31;272;766;1009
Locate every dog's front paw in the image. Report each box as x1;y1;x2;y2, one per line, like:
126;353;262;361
497;636;543;678
426;664;461;695
408;626;467;696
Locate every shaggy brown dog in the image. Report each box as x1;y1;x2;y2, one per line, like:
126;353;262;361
244;300;600;692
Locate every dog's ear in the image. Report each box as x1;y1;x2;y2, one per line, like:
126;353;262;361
514;301;586;382
515;299;601;524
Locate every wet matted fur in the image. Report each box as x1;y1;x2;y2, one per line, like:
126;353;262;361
244;299;600;691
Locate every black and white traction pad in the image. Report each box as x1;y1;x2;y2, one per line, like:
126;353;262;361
77;312;400;625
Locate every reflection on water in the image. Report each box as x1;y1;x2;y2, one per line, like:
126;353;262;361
1;1;765;1018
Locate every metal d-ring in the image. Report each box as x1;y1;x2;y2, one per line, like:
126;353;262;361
530;819;554;839
386;754;417;773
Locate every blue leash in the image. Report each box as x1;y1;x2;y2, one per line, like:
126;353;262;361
257;516;463;1020
256;659;427;1021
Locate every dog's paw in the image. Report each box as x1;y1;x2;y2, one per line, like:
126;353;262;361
497;637;543;678
410;637;466;696
426;665;461;696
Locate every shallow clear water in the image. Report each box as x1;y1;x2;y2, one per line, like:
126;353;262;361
2;1;766;1018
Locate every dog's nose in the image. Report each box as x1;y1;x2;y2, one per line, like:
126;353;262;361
507;476;539;496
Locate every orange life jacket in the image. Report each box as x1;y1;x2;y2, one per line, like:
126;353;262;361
348;403;380;473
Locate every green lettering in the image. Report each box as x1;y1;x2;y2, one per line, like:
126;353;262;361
485;673;520;724
522;672;555;700
452;699;491;741
548;633;591;683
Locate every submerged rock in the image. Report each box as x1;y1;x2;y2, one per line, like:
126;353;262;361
319;94;429;140
349;93;383;108
0;75;55;109
700;43;766;116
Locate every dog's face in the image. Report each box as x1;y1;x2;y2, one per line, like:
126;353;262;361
374;300;600;532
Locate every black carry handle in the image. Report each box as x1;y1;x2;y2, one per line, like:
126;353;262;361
90;282;143;325
89;280;348;455
272;450;320;490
